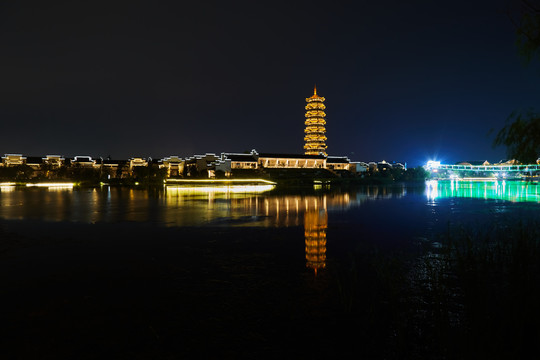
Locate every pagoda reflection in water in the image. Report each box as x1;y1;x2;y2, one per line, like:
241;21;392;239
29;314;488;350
0;185;407;274
304;208;328;275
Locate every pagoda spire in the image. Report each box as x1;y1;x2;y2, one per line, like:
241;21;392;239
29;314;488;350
304;87;327;155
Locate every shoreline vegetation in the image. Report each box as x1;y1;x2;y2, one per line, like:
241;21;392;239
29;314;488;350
336;218;540;359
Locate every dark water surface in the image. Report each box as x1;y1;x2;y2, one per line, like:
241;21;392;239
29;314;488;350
2;181;540;255
1;181;540;359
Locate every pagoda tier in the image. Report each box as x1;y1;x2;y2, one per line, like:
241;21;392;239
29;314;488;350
304;86;327;155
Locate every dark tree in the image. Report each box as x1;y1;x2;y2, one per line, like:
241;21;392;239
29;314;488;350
0;166;17;180
508;0;540;65
494;1;540;163
131;166;150;180
493;110;540;163
131;165;167;185
15;164;35;180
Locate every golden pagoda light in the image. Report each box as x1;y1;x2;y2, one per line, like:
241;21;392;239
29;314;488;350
304;86;327;156
304;208;327;275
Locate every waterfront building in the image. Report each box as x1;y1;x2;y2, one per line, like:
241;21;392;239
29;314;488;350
159;156;184;177
368;162;378;172
101;159;125;178
377;160;393;173
456;160;492;166
43;155;65;168
1;154;26;166
496;159;520;166
350;161;368;173
220;150;331;170
129;157;148;170
219;151;356;172
184;153;221;177
392;162;406;170
221;150;259;170
258;153;326;169
70;156;96;168
213;159;232;177
304;86;327;156
326;156;351;171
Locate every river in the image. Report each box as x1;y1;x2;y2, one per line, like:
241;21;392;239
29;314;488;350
1;180;539;358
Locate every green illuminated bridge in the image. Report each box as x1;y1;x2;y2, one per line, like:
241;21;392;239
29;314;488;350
425;161;540;179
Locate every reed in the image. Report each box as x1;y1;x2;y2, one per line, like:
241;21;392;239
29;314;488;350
334;218;540;358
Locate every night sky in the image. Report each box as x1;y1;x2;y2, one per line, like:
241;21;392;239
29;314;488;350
1;0;539;166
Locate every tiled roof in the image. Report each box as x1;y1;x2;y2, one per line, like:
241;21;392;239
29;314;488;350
326;156;350;164
258;153;326;160
223;154;257;162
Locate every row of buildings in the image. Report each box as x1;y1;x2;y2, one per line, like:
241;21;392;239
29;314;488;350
0;151;405;179
1;88;408;180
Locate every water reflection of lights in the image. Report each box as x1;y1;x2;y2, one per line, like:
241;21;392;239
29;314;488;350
426;180;540;202
0;186;408;227
0;182;17;192
460;177;498;181
166;184;275;195
425;180;438;200
304;209;327;275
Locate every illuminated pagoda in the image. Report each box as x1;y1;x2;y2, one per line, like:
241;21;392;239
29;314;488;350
304;86;327;156
304;209;327;275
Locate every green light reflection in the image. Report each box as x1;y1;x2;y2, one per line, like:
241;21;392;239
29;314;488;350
426;180;540;203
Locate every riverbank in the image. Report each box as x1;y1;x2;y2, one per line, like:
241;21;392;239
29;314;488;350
0;165;429;189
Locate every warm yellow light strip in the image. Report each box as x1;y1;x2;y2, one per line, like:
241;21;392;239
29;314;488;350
26;183;75;188
0;182;16;186
166;184;275;194
165;178;276;185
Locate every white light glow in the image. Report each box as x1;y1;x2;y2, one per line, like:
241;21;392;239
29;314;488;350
425;160;441;170
26;183;74;188
425;180;438;200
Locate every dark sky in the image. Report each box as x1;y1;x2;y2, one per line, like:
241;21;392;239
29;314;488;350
1;0;539;166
